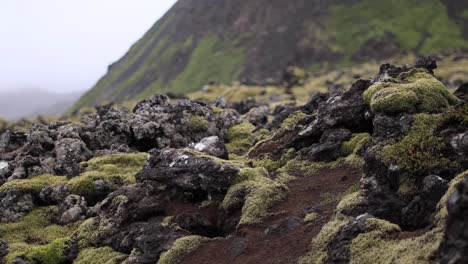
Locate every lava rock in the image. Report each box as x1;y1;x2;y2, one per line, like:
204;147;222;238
244;106;269;127
401;175;449;229
454;82;468;102
372;113;414;141
0;239;7;261
59;195;89;224
39;184;69;205
137;148;239;199
190;136;228;159
0;130;27;155
0;161;12;185
440;177;468;264
360;148;403;223
304;128;352;162
298;79;372;142
54;138;92;177
0;188;34;223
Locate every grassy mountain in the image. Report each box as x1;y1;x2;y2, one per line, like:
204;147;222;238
72;0;468;111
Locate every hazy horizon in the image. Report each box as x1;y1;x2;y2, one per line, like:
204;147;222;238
0;0;177;93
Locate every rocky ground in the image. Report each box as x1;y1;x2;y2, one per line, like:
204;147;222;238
1;54;468;264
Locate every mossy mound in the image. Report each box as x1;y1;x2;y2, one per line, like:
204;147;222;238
74;247;127;264
0;174;68;194
222;168;291;225
0;207;77;264
364;69;459;115
298;218;351;264
158;236;209;264
67;153;147;199
350;219;440;264
226;122;256;156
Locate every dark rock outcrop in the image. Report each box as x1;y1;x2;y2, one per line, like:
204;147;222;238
440;177;468;264
137;148;239;200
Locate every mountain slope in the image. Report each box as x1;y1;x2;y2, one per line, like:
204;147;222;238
72;0;468;110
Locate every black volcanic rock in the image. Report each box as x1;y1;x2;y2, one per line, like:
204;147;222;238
137;148;239;199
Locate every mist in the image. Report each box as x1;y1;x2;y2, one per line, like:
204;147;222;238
0;0;176;119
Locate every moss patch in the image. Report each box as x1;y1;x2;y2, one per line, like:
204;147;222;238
226;122;256;156
189;115;209;132
74;247;127;264
364;69;459;115
350;219;441;264
341;133;371;157
0;174;68;194
222;168;291;226
74;217;100;249
0;207;77;264
381;113;456;176
158;236;209;264
67;153;147;198
298;218;350;264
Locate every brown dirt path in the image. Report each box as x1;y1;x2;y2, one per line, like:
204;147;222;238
181;165;362;264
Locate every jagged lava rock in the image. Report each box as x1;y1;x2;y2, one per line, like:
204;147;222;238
137;148;239;198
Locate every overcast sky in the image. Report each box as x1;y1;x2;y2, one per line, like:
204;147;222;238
0;0;177;93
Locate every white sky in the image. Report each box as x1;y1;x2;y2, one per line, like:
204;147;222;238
0;0;177;93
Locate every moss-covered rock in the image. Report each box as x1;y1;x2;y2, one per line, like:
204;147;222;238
74;217;100;249
226;122;256;156
0;207;77;264
0;174;68;195
158;236;209;264
298;218;350;264
23;237;71;264
67;153;147;200
349;220;440;264
381;113;456;176
74;247;127;264
364;69;459;115
341;133;371;157
222;168;291;225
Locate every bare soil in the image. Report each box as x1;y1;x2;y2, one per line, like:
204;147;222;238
181;165;362;264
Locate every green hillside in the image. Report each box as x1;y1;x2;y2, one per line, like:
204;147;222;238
71;0;468;111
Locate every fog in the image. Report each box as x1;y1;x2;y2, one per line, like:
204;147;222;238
0;0;177;94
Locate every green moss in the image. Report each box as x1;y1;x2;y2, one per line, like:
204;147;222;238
341;133;371;156
1;207;77;264
329;0;468;60
336;191;366;217
382;113;456;176
24;237;71;264
74;218;100;249
226;122;256;156
0;174;68;194
188;115;209;132
67;153;147;198
74;247;127;264
251;149;295;173
280;111;308;130
298;218;350;264
0;207;74;245
222;170;291;225
364;69;459;115
350;219;441;264
304;213;320;223
158;236;209;264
